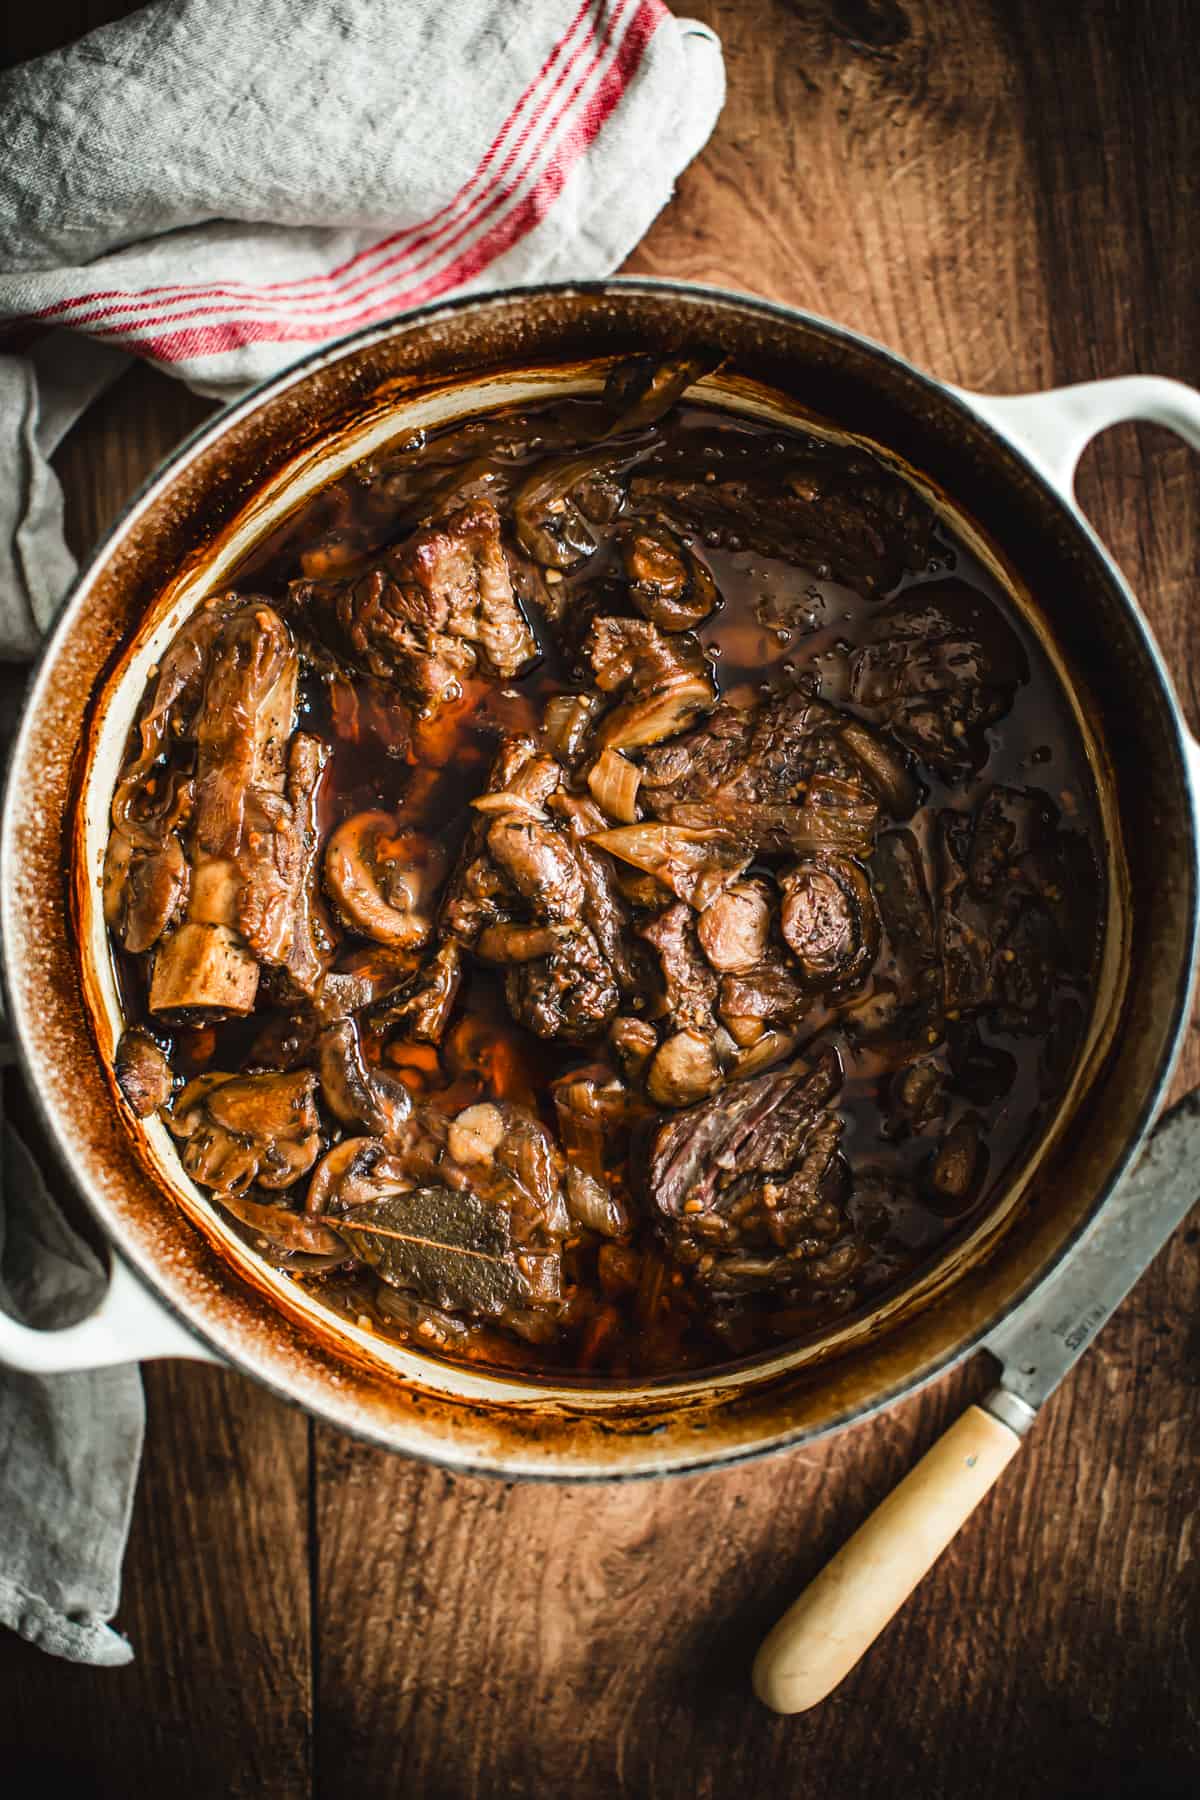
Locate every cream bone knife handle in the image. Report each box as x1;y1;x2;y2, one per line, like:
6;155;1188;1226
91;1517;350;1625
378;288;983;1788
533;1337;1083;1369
752;1391;1027;1714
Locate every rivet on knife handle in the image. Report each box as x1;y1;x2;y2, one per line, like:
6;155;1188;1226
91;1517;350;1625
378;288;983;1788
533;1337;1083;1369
752;1393;1026;1714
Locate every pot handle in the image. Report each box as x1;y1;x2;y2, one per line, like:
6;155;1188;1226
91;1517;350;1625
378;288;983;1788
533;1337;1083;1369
954;374;1200;789
0;1250;221;1372
951;374;1200;496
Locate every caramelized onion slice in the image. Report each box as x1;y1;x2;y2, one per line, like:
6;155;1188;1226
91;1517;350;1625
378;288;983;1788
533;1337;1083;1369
566;1165;631;1238
586;747;642;824
588;823;750;910
593;673;716;753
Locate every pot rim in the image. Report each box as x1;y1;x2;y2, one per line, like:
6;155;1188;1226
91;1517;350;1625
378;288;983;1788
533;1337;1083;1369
4;277;1197;1478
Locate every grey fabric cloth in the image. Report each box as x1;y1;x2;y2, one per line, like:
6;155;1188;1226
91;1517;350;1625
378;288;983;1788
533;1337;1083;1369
0;334;130;654
0;0;724;1665
0;1082;145;1667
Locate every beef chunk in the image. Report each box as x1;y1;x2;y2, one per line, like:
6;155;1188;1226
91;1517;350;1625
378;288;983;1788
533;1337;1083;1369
147;602;300;1017
644;1050;855;1302
855;828;944;1054
640;902;719;1030
717;955;811;1030
363;941;464;1045
935;786;1083;1032
630;449;932;592
289;499;536;711
239;731;333;997
505;928;621;1040
638;690;881;856
848;580;1028;775
549;791;650;991
638;902;736;1106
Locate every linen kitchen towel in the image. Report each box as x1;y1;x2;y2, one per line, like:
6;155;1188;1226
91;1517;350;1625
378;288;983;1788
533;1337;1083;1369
0;0;725;652
0;0;724;1665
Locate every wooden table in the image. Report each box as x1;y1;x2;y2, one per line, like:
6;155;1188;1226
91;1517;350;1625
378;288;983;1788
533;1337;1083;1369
3;4;1198;1794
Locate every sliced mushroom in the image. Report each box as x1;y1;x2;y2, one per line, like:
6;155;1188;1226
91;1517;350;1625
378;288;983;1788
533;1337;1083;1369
584;616;717;753
601;351;721;435
316;1017;413;1140
779;854;880;993
475;922;568;963
594;672;717;753
114;1028;174;1117
364;941;463;1045
168;1069;322;1196
306;1136;414;1216
837;718;920;818
730;1027;801;1080
618;521;719;632
324;813;445;949
105;827;191;956
696;880;773;973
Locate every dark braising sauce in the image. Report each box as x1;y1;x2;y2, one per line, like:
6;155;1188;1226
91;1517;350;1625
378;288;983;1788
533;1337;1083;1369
106;368;1103;1379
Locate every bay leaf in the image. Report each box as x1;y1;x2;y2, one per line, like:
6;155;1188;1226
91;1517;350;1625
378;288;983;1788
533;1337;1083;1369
335;1184;524;1318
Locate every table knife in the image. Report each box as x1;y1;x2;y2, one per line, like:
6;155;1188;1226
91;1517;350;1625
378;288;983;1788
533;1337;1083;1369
752;1087;1200;1714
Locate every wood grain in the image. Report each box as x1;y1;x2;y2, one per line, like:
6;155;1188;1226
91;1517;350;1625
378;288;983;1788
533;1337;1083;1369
2;2;1199;1796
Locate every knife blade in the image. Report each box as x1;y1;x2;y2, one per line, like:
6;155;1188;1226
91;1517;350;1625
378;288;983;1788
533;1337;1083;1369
979;1086;1200;1432
753;1085;1200;1713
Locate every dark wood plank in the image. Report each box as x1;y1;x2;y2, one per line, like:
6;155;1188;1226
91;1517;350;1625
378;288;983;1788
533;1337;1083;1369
314;3;1200;1796
0;1364;313;1798
3;1;1198;1795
